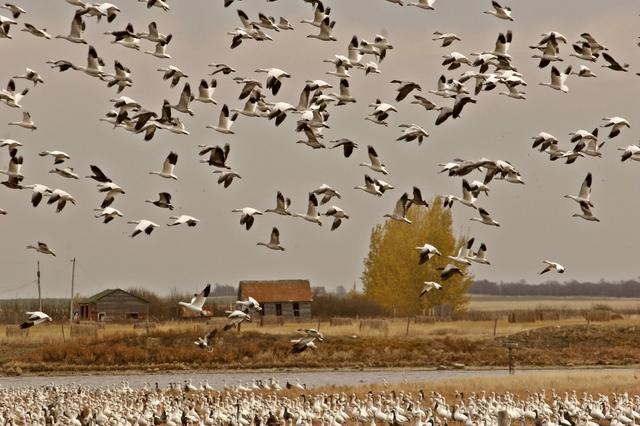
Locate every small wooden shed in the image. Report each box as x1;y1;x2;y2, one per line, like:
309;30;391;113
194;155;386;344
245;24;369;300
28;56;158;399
238;279;313;318
78;289;149;322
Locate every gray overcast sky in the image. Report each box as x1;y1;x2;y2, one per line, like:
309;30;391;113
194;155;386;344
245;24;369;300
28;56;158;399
0;0;638;298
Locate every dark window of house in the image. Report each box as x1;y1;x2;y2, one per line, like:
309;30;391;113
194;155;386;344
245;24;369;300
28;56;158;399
275;303;282;316
126;312;140;320
293;302;300;317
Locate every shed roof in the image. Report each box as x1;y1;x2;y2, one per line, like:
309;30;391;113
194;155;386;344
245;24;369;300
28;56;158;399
80;288;149;304
238;280;313;303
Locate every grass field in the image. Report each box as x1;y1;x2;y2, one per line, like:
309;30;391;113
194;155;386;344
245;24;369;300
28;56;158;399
469;295;640;311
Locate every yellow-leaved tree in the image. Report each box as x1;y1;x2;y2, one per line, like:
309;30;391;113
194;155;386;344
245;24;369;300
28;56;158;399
362;197;473;315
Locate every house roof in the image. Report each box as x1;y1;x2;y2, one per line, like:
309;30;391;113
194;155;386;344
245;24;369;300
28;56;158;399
80;288;149;304
238;280;313;303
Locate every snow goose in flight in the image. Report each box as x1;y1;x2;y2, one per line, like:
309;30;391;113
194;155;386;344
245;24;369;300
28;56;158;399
484;1;513;21
194;79;217;104
266;191;291;215
439;263;463;281
416;243;441;264
366;99;398;126
0;20;11;38
157;65;188;88
384;192;412;223
146;192;173;210
408;186;429;208
411;95;438;110
364;61;381;75
391;80;422;102
94;206;123;224
532;39;563;68
257;227;285;251
539;65;571;93
531;132;558;151
232;96;261;117
207;104;238;134
145;0;170;12
223;309;251;331
569;128;597;144
564;172;593;207
467;242;491;265
0;138;21;157
572;202;599;222
22;184;52;207
442;52;471;70
498;82;525;99
75;45;107;79
137;21;169;43
55;11;86;44
432;31;459;47
619;145;640;162
601;117;630;138
47;189;76;213
295;123;325;149
447;241;472;265
128;219;160;237
86;165;111;183
199;143;230;169
236;296;261;312
569;41;597;62
293;193;322;226
420;282;442;296
324;56;353;78
571;65;596;78
20;311;52;329
307;16;336;41
232;207;262;230
324;206;349;230
375;178;394;194
601;52;628;72
301;0;330;27
291;335;321;353
397;124;429;145
444;179;478;209
354;174;382;196
13;68;44;86
539;260;565;275
276;17;294;30
1;3;25;18
9;111;36;130
360;145;389;175
106;61;133;93
39;150;70;165
470;208;500;227
97;182;124;208
579;32;608;55
328;79;356;105
313;184;341;205
49;167;79;180
170;82;194;116
178;284;211;316
0;153;23;180
195;329;217;350
104;22;140;50
144;33;172;59
330;138;358;158
26;242;55;256
213;170;241;188
168;215;200;227
255;68;290;96
149;152;178;180
268;102;296;126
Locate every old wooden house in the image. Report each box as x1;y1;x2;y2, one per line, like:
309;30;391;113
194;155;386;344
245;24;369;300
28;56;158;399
78;289;149;322
237;280;313;318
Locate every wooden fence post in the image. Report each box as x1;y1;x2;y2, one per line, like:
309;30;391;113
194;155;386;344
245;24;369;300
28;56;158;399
405;316;411;336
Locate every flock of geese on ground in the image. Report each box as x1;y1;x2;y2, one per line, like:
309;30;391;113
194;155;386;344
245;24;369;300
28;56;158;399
0;1;638;340
2;382;640;426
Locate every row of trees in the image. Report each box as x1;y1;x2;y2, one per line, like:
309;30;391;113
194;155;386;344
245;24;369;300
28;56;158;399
471;279;640;297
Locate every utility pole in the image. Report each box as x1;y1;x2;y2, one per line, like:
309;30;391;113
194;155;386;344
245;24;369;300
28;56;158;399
37;261;42;312
70;258;76;325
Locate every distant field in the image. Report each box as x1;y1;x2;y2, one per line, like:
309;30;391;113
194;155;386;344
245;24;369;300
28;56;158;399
469;295;640;311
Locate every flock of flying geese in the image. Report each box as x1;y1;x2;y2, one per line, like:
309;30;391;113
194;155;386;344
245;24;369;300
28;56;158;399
0;0;637;338
3;382;640;426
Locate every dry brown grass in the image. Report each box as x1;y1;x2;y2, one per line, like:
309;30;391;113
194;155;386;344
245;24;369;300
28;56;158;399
469;295;640;311
307;370;640;399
